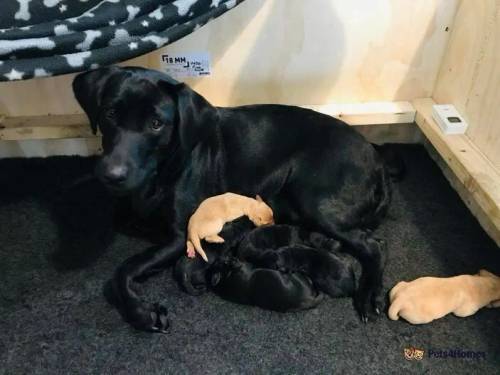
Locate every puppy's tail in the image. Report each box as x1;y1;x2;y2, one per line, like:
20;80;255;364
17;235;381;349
387;299;401;321
372;143;406;182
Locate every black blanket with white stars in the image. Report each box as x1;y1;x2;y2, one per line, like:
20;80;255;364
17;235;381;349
0;0;244;81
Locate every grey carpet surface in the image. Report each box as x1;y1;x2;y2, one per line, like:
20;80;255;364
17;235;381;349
0;145;499;374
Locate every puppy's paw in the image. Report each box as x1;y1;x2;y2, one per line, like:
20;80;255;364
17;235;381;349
204;234;225;243
126;302;170;334
186;242;195;258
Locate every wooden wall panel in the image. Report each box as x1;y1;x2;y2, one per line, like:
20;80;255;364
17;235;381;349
0;0;458;117
433;0;500;169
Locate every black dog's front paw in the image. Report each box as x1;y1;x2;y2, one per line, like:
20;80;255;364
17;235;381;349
371;294;384;316
353;290;376;324
125;302;170;334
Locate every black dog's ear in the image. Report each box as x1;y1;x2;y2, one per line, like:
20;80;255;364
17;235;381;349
159;79;217;150
72;66;119;135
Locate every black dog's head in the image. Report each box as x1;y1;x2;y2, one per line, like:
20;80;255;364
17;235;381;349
72;66;215;193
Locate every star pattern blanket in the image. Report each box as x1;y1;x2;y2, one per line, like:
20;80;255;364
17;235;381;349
0;0;244;81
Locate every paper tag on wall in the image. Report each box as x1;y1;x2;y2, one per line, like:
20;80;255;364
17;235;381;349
159;52;211;79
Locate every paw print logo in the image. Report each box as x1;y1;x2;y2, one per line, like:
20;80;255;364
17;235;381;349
404;347;425;361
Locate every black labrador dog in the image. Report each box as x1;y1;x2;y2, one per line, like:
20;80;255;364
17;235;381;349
208;256;324;312
73;66;392;332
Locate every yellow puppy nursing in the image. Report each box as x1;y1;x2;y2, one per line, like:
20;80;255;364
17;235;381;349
186;193;274;261
388;270;500;324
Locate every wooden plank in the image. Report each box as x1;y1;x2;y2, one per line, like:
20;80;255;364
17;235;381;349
303;101;415;125
354;123;423;144
0;101;415;141
0;114;94;140
423;139;500;248
413;97;500;246
433;0;500;169
0;138;102;158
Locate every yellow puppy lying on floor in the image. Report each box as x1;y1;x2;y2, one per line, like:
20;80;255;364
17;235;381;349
388;270;500;324
186;193;274;261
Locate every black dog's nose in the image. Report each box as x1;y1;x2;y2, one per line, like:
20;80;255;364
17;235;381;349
103;165;128;184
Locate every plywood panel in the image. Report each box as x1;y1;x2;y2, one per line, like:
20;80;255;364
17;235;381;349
0;138;101;158
0;100;415;141
0;0;457;117
0;114;91;140
433;0;500;169
413;98;500;246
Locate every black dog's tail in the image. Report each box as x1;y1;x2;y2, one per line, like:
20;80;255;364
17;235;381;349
372;143;406;182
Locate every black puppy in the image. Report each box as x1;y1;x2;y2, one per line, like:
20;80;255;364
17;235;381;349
237;224;342;262
254;245;356;298
209;257;323;312
174;217;254;295
73;66;392;332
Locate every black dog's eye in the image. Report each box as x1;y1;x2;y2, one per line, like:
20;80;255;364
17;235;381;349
150;119;164;132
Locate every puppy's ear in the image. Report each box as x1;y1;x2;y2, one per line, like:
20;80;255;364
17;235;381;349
160;78;216;150
479;269;497;278
256;194;263;202
72;66;119;135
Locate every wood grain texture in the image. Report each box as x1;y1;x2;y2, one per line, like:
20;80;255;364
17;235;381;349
303;101;415;125
0;101;415;141
413;98;500;246
0;114;92;140
424;139;500;247
0;0;458;117
433;0;500;169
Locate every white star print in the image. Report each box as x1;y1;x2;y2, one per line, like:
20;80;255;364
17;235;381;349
59;4;67;12
128;42;138;50
141;20;149;27
109;20;116;26
4;69;25;80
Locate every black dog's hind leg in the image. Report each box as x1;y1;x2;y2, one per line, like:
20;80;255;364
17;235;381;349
111;237;184;333
323;227;385;322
